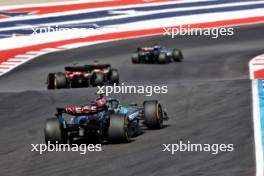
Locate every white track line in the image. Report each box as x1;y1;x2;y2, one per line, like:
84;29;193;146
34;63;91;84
8;58;28;62
15;55;34;58
40;48;62;52
0;63;17;66
0;68;11;72
0;0;114;11
26;51;47;55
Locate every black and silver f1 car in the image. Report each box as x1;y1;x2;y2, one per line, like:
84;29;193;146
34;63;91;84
47;64;119;89
44;95;168;144
132;45;183;64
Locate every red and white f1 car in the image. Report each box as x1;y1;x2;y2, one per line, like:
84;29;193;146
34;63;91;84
47;64;119;89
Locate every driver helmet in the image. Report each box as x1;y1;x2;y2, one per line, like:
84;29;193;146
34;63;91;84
108;98;120;109
95;94;107;107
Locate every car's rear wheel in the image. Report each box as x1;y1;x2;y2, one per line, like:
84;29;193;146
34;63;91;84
92;72;104;86
172;49;183;62
47;73;55;89
54;72;67;89
108;114;130;142
109;69;119;84
144;100;163;129
44;118;68;144
158;53;168;64
132;53;140;63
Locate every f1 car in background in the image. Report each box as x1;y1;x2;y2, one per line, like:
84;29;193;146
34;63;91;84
44;95;168;144
132;45;184;64
47;64;119;89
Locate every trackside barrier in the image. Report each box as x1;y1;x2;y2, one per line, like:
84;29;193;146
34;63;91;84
249;54;264;176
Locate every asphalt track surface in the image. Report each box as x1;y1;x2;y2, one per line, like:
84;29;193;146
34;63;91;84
0;24;264;176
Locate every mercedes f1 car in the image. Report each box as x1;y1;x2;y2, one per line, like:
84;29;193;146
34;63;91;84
44;95;168;144
47;64;119;89
132;45;183;64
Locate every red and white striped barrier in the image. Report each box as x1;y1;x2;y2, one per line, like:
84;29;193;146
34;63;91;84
250;54;264;79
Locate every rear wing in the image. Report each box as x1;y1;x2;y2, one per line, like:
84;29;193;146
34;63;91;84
137;45;161;51
86;64;111;69
65;64;111;72
138;47;154;51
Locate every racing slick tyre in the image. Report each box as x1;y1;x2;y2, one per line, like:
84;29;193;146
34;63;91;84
172;49;183;62
143;100;163;129
158;53;168;64
108;114;130;143
44;118;68;144
47;73;55;89
132;53;140;63
109;69;119;85
54;72;67;89
92;72;104;86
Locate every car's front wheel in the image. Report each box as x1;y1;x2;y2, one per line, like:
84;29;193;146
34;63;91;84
143;100;163;129
172;49;184;62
